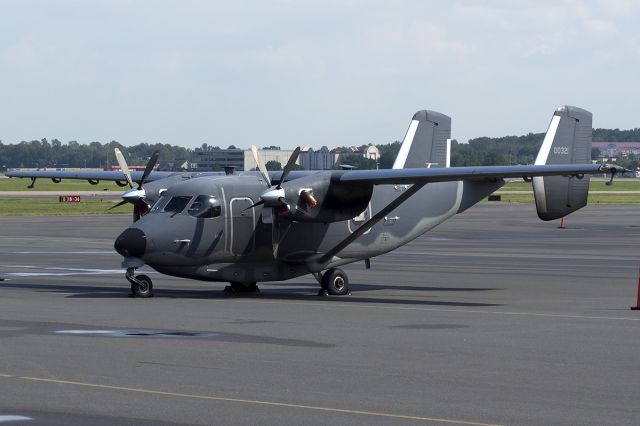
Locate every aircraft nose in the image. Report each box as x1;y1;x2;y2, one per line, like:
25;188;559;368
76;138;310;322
114;228;147;258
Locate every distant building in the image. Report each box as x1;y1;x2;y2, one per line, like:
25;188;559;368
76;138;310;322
193;148;245;171
243;148;297;171
592;142;640;160
329;145;380;168
299;146;335;170
362;145;380;161
191;145;381;172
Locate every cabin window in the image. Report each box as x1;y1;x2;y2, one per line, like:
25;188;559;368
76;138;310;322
188;195;221;218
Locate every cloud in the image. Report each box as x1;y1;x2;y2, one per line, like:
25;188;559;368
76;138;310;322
2;39;40;68
584;19;617;35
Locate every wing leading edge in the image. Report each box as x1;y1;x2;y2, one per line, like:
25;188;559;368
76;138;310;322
5;170;176;183
337;163;624;185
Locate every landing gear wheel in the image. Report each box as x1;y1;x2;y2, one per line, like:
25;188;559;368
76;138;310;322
224;281;259;293
321;268;350;296
130;274;153;298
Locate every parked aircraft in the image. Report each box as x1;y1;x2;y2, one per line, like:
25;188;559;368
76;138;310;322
7;106;625;297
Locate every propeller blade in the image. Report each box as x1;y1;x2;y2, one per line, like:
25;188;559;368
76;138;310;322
251;145;271;187
138;150;160;189
277;146;300;189
107;200;129;211
114;148;133;188
243;200;265;211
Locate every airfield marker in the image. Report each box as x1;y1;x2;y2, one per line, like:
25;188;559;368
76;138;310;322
558;216;566;229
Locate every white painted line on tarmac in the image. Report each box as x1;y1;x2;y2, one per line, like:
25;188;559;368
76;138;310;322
390;250;639;262
0;415;32;422
0;265;152;277
6;250;112;255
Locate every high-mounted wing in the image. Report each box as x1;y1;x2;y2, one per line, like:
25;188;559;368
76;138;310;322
5;169;175;187
337;163;620;185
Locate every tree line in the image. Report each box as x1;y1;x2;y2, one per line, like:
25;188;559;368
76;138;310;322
1;127;640;171
0;139;192;169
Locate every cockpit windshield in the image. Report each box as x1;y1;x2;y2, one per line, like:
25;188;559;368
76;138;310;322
187;195;221;218
164;196;193;213
149;195;193;214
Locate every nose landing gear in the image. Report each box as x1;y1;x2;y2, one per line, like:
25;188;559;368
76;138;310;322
126;267;153;298
316;268;350;296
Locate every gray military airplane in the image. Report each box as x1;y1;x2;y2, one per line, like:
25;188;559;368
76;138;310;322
7;106;625;297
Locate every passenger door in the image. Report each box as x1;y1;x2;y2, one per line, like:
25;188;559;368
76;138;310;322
229;197;256;256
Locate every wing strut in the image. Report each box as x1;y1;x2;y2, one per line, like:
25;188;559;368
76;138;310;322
316;182;427;264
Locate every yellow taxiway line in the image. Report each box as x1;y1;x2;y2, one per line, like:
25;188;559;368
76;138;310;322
0;373;501;426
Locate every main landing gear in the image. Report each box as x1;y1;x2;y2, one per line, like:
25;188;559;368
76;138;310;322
126;267;153;298
224;281;260;293
316;268;351;296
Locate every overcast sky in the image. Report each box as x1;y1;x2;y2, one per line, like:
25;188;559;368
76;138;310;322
1;0;639;149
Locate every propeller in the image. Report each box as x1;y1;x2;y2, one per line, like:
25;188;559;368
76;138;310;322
278;146;300;190
114;148;134;188
139;150;160;190
248;145;301;211
251;145;271;186
249;145;303;258
109;149;160;220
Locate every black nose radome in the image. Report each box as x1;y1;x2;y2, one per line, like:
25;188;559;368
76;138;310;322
114;228;146;258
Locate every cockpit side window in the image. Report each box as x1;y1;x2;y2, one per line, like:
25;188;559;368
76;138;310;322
149;194;170;213
163;196;192;214
188;195;221;218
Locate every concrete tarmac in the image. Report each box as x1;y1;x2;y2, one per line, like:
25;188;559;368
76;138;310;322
0;204;639;425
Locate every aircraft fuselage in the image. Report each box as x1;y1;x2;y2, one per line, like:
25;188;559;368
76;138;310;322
115;173;503;283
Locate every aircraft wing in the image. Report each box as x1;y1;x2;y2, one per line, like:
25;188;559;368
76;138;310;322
337;164;623;185
6;170;177;184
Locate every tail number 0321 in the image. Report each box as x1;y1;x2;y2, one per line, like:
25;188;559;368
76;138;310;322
553;146;569;155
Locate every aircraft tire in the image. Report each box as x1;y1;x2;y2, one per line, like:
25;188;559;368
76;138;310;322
131;275;153;298
229;281;259;293
322;268;349;296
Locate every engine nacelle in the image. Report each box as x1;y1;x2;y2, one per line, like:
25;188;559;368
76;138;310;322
278;172;373;223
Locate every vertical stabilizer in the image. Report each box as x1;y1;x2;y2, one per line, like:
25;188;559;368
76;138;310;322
532;106;592;221
393;110;451;169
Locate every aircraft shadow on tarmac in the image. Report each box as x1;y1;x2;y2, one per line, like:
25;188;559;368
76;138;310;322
0;281;502;307
349;283;501;292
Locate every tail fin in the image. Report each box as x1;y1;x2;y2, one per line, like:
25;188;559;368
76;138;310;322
393;110;451;169
532;106;592;220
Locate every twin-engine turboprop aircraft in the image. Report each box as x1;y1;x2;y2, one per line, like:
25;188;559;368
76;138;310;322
7;106;626;297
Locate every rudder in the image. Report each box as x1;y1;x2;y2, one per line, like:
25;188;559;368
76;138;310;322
393;110;451;169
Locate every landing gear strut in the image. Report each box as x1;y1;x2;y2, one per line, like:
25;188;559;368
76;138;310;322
317;268;350;296
126;267;153;298
224;281;260;293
